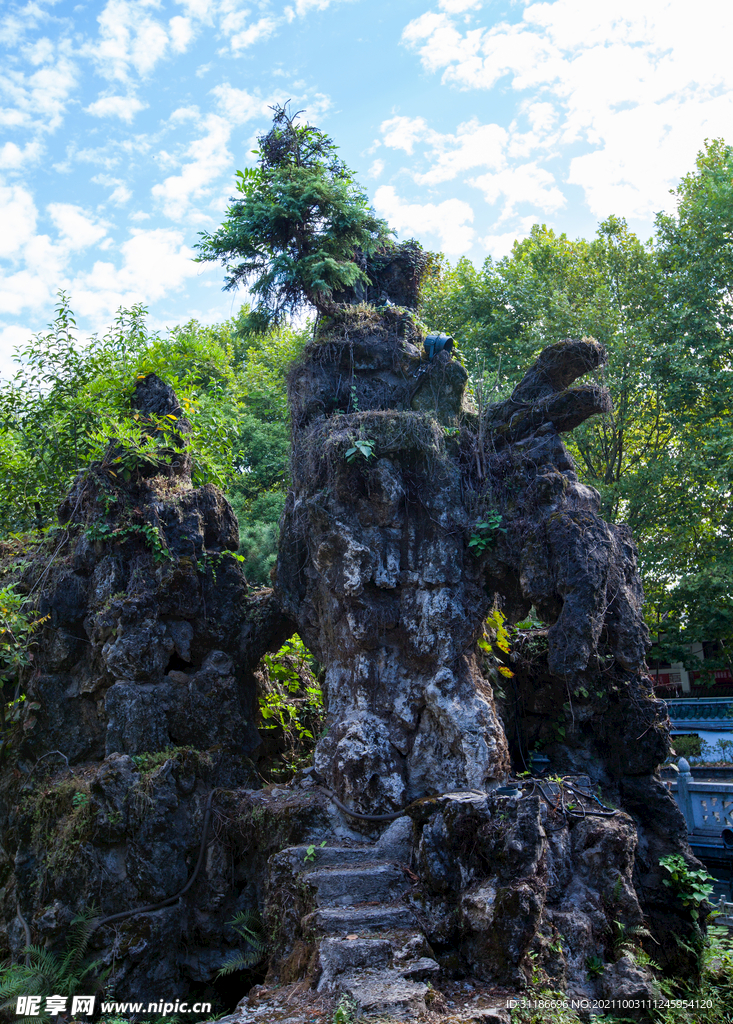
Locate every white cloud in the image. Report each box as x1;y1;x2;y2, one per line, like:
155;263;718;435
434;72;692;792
109;185;133;204
47;204;109;250
0;50;78;131
0;183;38;258
0;140;42;170
92;0;175;82
0;227;70;315
23;37;55;66
0;324;32;378
368;159;385;177
0;267;52;316
402;0;733;223
0;3;46;48
471;163;565;218
285;0;354;19
380;115;430;155
169;15;193;51
85;94;147;121
151;114;233;219
92;174;134;205
414;118;507;185
218;6;279;52
175;0;215;17
230;17;278;50
373;185;474;254
72;228;200;318
210;84;274;125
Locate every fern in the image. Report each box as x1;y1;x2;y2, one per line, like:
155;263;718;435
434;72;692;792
0;909;108;1022
216;910;267;978
611;919;654;960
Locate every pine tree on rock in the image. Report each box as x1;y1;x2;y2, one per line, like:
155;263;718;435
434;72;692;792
195;104;393;325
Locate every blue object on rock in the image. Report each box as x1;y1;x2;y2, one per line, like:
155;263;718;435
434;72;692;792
424;332;454;361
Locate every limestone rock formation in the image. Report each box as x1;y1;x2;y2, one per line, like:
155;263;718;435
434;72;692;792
278;306;510;814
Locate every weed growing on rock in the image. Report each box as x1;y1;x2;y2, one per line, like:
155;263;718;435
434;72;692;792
344;437;375;463
468;510;506;554
303;840;326;864
659;854;715;921
25;778;95;877
131;746;213;778
85;519;172;562
332;993;357;1024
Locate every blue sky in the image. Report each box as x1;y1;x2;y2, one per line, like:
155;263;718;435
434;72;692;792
2;0;732;373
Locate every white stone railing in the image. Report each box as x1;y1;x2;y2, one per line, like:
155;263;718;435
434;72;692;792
669;759;733;845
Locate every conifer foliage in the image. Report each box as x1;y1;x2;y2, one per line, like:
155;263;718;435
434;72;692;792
194;103;392;324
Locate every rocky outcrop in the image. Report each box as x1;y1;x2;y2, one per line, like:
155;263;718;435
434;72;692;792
278;307;510;814
270;309;703;1014
0;332;705;1019
0;375;293;1004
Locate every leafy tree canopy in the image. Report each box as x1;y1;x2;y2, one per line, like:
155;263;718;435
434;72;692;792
421;174;733;681
194;104;393;324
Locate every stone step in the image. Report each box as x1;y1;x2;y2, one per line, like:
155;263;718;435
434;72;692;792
302;903;419;934
399;956;440;980
342;969;430;1016
305;862;409;906
317;935;394;985
282;816;414;873
283;844;382;870
317;936;439;979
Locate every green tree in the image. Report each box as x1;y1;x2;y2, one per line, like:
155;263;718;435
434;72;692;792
0;295;244;533
228;316;310;584
194;104;392;323
646;139;733;675
421;205;733;679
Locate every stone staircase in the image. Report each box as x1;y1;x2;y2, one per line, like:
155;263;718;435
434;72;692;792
280;817;440;1018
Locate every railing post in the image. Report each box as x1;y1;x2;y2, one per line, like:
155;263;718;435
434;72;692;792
676;758;695;830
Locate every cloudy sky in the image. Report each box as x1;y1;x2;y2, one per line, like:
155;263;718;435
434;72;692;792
2;0;732;372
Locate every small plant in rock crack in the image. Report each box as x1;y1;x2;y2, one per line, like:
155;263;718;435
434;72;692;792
0;908;109;1021
659;854;715;921
345;437;375;463
610;919;653;960
468;510;506;554
304;840;326;864
585;954;605;978
216;910;267;977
